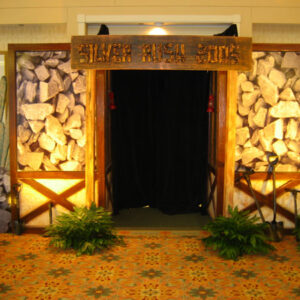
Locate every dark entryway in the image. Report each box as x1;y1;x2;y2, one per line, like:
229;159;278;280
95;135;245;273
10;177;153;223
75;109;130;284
110;70;210;215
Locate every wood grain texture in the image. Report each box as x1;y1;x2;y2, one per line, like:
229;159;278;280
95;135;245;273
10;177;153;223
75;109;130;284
71;35;252;71
235;172;300;180
253;43;300;52
17;171;85;179
216;71;227;216
85;70;96;208
96;71;107;208
223;70;237;214
7;43;70;52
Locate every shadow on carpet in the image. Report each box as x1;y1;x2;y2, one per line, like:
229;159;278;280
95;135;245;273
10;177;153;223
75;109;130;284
112;207;211;230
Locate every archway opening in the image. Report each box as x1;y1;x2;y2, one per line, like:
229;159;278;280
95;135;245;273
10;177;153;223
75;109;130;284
109;70;212;228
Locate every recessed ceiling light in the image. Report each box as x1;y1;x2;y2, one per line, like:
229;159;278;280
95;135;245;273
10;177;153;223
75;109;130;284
148;27;167;35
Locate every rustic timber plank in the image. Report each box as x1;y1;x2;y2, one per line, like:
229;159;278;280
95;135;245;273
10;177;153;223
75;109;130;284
20;179;75;211
71;35;252;71
85;70;96;208
253;43;300;52
96;71;106;208
235;172;300;180
209;72;217;168
216;71;227;216
241;203;260;214
20;180;84;223
17;171;85;179
224;70;237;212
8;43;70;52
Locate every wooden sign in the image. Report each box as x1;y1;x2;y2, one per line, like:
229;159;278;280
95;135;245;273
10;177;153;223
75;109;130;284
71;35;252;71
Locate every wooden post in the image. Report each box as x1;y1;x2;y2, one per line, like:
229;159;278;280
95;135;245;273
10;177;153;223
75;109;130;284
216;71;227;216
224;71;237;215
85;70;96;208
96;71;106;208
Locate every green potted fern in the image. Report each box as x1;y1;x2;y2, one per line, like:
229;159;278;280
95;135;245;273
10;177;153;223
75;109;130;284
45;203;123;256
202;206;275;260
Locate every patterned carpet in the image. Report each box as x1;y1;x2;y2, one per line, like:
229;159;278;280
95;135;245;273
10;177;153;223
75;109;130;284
0;230;299;300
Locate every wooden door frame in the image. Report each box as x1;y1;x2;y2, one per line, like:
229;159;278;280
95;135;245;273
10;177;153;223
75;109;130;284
215;71;227;216
93;69;234;217
85;69;107;208
215;70;237;216
96;70;107;208
71;34;251;216
7;41;241;226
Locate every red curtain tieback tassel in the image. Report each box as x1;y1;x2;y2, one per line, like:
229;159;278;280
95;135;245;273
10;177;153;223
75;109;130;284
206;95;215;113
109;91;117;110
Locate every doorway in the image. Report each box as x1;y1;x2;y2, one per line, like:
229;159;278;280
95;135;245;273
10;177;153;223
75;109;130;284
109;70;211;226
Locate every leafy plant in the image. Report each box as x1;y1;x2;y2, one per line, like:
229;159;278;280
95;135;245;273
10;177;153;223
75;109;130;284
45;203;123;256
202;206;275;260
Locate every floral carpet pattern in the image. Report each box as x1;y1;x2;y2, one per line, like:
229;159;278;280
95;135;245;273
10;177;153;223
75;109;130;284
0;230;299;299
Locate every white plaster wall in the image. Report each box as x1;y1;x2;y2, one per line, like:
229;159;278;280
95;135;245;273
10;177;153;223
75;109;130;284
0;24;68;51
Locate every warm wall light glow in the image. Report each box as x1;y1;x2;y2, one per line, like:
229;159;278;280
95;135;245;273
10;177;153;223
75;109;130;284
20;179;87;227
36;179;82;194
148;27;167;35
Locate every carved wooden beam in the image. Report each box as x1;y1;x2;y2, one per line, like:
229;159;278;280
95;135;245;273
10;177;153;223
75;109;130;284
71;35;252;71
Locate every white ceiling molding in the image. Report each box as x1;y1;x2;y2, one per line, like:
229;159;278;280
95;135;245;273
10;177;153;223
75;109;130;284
77;14;241;36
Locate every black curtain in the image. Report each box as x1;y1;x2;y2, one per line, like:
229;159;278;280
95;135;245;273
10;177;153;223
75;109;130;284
214;24;238;36
111;70;210;214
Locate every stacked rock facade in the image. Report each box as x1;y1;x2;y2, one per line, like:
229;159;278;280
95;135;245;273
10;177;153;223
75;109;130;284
236;51;300;172
16;51;86;171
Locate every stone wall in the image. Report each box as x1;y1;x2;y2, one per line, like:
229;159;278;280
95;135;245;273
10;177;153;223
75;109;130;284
236;50;300;171
234;50;300;228
16;51;86;171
